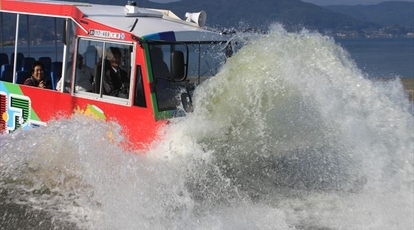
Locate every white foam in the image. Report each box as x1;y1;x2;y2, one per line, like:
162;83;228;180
1;25;412;229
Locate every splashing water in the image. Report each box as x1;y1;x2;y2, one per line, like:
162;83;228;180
1;25;413;230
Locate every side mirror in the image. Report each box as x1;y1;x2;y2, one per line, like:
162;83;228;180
170;50;185;81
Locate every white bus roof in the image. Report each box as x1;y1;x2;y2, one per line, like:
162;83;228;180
0;0;226;42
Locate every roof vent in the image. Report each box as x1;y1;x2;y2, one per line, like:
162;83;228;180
124;1;163;17
125;1;139;15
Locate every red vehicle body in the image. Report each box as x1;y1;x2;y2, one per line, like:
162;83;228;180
0;0;229;150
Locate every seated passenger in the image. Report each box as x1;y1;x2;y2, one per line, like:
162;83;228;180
102;47;129;98
150;47;171;79
150;47;179;110
24;61;51;89
56;54;93;92
150;47;171;89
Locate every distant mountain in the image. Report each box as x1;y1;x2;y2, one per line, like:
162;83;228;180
70;0;379;32
2;0;412;38
142;0;376;31
325;1;414;29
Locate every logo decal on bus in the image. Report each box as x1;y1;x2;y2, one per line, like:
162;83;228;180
0;92;44;133
1;92;30;133
74;104;106;120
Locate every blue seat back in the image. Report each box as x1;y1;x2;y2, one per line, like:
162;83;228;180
51;61;63;90
16;70;31;84
38;56;52;72
1;64;13;82
10;53;24;71
22;57;36;71
0;53;9;67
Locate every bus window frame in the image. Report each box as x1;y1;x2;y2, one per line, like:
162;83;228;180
1;12;70;86
72;36;136;106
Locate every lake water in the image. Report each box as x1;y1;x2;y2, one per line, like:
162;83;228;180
337;37;414;79
1;28;413;229
2;37;413;79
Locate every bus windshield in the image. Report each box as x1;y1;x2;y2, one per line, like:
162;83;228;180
148;42;229;112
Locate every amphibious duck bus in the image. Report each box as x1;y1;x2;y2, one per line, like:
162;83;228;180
0;0;230;150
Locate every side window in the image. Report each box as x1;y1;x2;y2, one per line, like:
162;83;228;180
3;13;68;90
58;19;76;93
75;39;133;100
99;45;131;98
73;39;102;94
134;65;146;107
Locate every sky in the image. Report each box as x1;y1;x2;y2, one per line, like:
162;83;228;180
149;0;414;5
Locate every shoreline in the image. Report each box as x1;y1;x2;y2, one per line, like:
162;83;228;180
375;78;414;101
402;78;414;101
